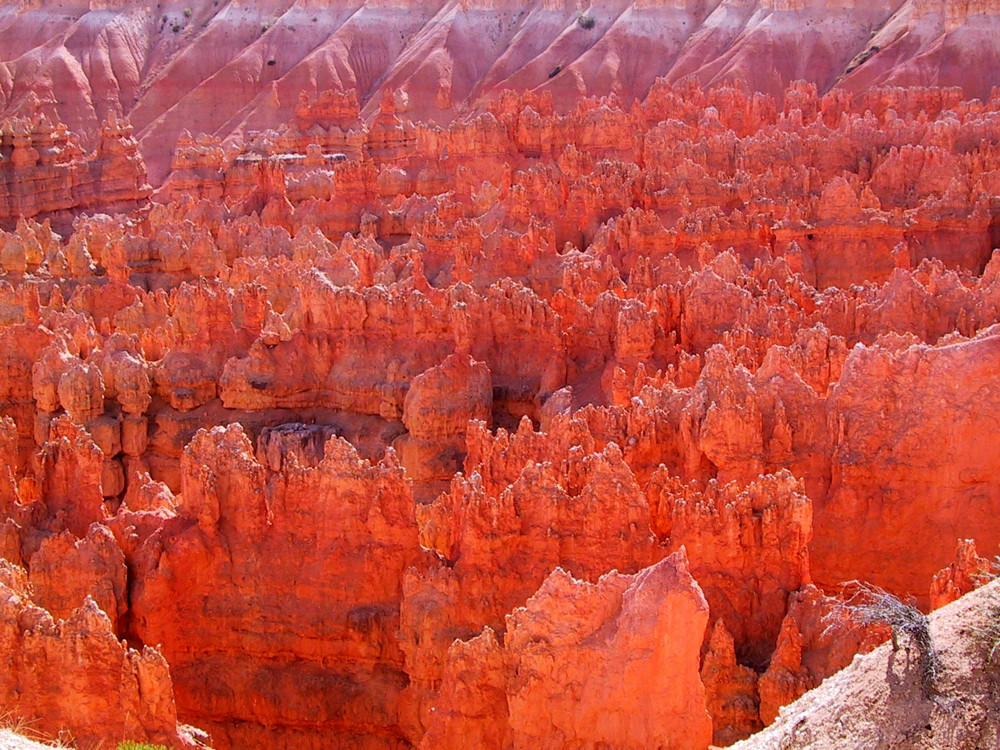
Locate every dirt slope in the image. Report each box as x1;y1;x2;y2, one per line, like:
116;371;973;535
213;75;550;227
731;581;1000;749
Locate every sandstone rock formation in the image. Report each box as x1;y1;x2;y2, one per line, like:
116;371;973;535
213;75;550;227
0;116;149;232
930;539;994;610
1;22;1000;748
130;423;421;749
4;1;1000;184
0;560;195;749
419;552;713;750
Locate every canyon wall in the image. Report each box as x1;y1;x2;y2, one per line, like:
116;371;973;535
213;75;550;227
5;0;1000;183
0;560;200;749
0;67;999;749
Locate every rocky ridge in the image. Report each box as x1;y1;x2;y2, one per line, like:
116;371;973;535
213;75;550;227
6;0;1000;183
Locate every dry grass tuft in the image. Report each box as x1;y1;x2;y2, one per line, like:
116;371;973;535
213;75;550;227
970;590;1000;667
825;581;938;698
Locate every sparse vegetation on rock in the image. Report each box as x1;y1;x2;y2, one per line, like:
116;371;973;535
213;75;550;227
827;582;938;698
976;602;1000;666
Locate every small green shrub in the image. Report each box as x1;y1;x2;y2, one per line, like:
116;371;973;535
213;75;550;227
118;742;170;750
577;13;595;29
183;7;192;17
171;22;180;32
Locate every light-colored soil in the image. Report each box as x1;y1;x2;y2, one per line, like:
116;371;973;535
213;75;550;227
0;730;61;750
732;581;1000;749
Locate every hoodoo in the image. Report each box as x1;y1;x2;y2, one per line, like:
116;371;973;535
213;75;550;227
1;1;1000;748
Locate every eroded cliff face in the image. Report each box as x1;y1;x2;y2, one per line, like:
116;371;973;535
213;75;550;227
0;560;197;750
420;552;714;750
0;116;150;233
5;0;1000;184
1;63;1000;750
129;424;421;749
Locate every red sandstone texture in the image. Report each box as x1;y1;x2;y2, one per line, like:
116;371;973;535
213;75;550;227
0;560;199;749
5;0;1000;185
0;115;149;233
1;5;1000;747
